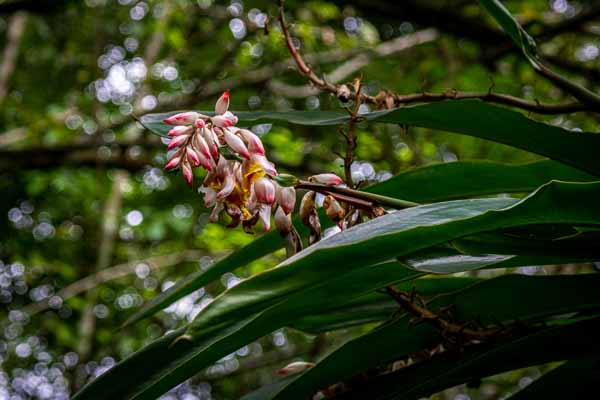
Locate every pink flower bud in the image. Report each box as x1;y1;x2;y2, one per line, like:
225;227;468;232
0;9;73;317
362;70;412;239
164;155;181;170
186;147;201;167
194;119;206;128
192;132;211;159
276;186;296;214
212;115;235;128
239;129;265;156
181;161;194;187
274;206;292;235
254;177;275;204
222;111;238;126
277;361;315;376
223;129;250;159
167;134;189;149
258;204;272;231
215;90;230;115
164;112;199;125
199;186;217;207
309;173;343;185
202;127;220;159
168;126;193;137
197;151;213;171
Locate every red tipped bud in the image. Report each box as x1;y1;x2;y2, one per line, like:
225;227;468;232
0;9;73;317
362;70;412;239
277;361;315;376
164;155;181;170
215;90;230;115
168;125;193;137
223;129;250;159
186;147;201;167
167;134;189;149
164;112;199;125
181;161;193;187
239;129;265;156
212;115;235;128
276;186;296;214
222;111;238;126
254;177;275;204
192;132;211;159
194;119;206;128
202;127;220;159
309;173;343;185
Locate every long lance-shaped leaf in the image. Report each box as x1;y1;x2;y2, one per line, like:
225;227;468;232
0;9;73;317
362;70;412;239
367;159;596;202
122;231;285;327
75;181;600;399
74;261;421;400
478;0;600;109
291;276;481;333
331;317;600;400
125;158;592;327
296;240;600;334
185;181;600;339
507;356;600;400
270;274;600;400
367;101;600;175
454;229;600;260
142;102;600;175
147;182;600;398
294;239;600;333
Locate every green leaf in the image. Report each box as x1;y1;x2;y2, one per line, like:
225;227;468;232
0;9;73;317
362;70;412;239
186;181;600;338
142;101;600;175
368;159;596;203
139;110;350;136
291;276;480;333
508;356;600;400
369;101;600;176
270;274;600;399
126;158;589;327
75;261;421;400
478;0;538;64
122;230;285;327
478;0;600;108
329;317;600;400
77;181;600;399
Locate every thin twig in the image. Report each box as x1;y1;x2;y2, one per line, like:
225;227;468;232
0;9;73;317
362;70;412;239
277;0;590;115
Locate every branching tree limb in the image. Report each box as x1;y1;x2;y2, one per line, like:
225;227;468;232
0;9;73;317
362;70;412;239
277;0;590;114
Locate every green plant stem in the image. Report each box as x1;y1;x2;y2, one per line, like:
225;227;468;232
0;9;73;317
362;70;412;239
295;180;419;209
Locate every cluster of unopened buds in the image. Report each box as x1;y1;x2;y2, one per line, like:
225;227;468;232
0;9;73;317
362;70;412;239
162;91;345;236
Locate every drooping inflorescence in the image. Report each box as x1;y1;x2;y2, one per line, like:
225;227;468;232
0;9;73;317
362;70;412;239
163;91;299;233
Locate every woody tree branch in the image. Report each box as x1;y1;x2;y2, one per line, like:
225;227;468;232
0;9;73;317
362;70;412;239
277;0;591;114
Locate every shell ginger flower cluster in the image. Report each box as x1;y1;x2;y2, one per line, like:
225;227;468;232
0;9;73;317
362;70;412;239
162;91;301;233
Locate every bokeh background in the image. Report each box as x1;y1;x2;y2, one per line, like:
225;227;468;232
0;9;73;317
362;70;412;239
1;0;599;399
